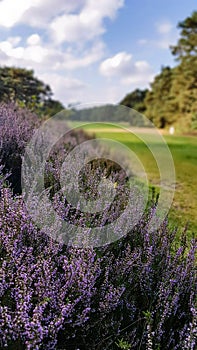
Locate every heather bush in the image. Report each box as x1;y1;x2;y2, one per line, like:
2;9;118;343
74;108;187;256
0;104;196;349
0;171;196;349
94;218;196;350
0;103;40;195
0;103;93;196
0;181;100;349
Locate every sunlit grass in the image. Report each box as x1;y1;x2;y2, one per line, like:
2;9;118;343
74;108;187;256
69;122;197;235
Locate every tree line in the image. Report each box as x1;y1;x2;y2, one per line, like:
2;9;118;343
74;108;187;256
120;11;197;131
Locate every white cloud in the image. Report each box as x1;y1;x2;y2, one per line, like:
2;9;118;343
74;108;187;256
0;38;48;63
39;73;87;104
22;0;86;27
0;0;122;80
0;37;89;104
0;0;123;73
122;61;153;85
0;0;124;43
100;52;153;86
156;21;173;35
0;36;105;71
55;41;105;70
100;52;132;77
0;41;24;59
50;0;124;43
0;0;32;27
0;0;86;28
7;36;22;46
26;34;41;46
23;46;48;63
0;0;155;106
0;41;12;53
138;20;178;50
50;14;98;43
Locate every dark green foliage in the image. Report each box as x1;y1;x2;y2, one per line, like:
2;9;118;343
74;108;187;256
40;98;65;117
120;11;197;131
170;11;197;61
120;88;148;113
0;66;64;117
145;67;175;128
0;67;52;105
148;11;197;130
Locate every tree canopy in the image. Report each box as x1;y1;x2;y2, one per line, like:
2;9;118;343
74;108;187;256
170;11;197;62
0;66;64;116
120;11;197;131
120;89;148;113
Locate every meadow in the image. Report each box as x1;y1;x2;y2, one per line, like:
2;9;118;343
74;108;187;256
69;121;197;236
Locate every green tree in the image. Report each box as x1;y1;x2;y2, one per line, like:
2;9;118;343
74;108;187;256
170;11;197;62
170;11;197;129
40;98;65;117
169;59;197;129
145;66;175;128
0;67;52;104
0;66;65;116
120;88;148;113
144;11;197;130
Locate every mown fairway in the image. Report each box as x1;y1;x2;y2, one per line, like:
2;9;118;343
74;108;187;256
69;122;197;235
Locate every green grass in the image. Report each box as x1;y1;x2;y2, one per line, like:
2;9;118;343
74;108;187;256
164;135;197;234
68;122;197;235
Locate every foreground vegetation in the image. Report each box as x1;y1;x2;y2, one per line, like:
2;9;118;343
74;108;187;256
0;104;196;349
0;10;196;350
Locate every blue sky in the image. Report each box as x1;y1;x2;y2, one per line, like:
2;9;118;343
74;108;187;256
0;0;196;107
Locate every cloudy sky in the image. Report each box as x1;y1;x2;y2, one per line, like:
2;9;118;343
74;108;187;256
0;0;195;107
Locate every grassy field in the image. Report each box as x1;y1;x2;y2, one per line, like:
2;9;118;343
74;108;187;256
68;121;197;236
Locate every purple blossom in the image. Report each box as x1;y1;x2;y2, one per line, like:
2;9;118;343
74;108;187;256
0;103;196;349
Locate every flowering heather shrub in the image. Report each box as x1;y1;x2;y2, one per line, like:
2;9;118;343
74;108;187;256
95;217;197;350
44;128;96;199
0;104;196;349
0;103;92;196
0;171;196;349
0;181;101;349
0;103;40;195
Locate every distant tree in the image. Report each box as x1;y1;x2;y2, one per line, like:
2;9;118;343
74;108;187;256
145;66;175;128
71;105;118;122
40;99;65;117
143;11;197;130
170;11;197;62
0;67;52;104
169;61;197;129
119;12;197;131
120;88;148;113
0;66;65;116
170;11;197;129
